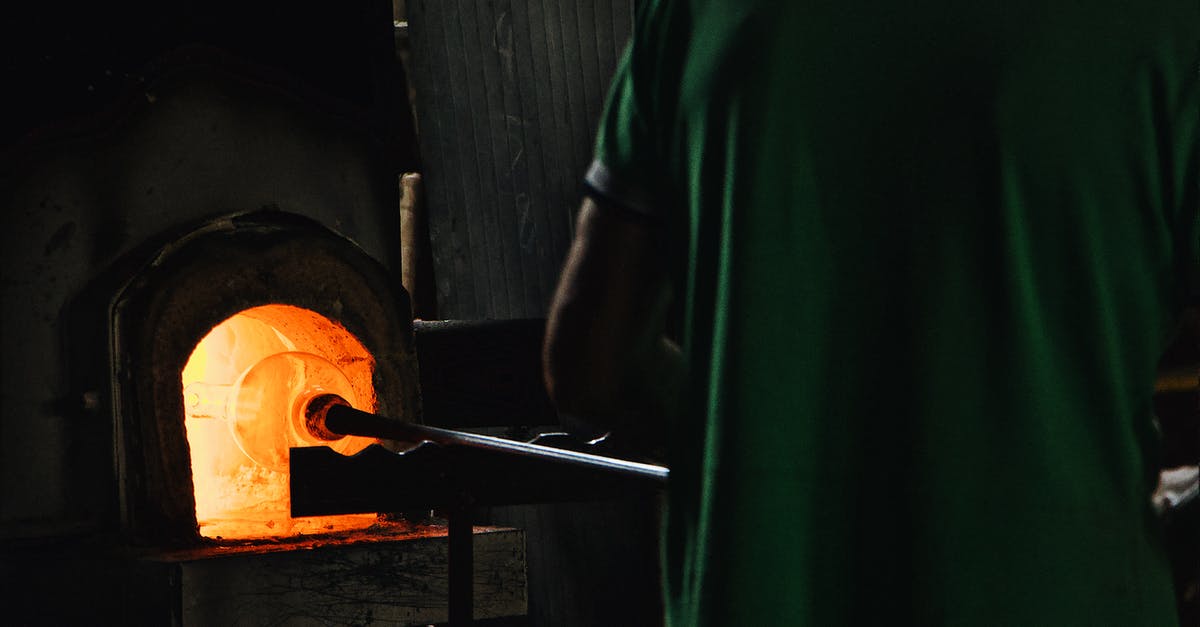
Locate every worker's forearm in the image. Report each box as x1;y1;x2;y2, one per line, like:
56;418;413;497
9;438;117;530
544;197;680;431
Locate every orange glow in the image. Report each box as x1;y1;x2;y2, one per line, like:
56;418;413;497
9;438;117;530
182;304;382;539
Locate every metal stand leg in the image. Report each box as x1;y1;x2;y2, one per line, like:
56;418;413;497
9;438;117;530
448;508;473;626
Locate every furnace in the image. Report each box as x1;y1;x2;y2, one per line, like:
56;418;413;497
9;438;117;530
108;210;421;544
0;2;529;618
182;304;380;539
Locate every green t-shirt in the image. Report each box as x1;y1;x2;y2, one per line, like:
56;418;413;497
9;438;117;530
587;1;1198;625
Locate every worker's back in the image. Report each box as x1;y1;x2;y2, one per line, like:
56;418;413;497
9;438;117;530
589;0;1197;624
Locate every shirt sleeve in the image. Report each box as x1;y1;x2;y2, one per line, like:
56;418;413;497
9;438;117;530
585;0;683;222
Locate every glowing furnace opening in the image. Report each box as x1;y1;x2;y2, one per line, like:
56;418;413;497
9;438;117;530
181;304;381;539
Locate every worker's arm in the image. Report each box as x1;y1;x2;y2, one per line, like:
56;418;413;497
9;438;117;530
543;197;683;440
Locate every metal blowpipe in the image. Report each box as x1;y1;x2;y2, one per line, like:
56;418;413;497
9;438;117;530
304;394;669;484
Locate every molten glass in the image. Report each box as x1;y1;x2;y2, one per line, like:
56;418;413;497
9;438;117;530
181;304;381;539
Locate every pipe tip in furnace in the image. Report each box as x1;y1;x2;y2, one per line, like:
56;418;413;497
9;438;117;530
305;393;351;441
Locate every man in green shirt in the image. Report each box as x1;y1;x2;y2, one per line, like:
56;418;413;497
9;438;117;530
544;1;1197;624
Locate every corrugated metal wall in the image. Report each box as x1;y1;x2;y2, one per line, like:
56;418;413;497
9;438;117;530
407;3;663;626
408;0;633;319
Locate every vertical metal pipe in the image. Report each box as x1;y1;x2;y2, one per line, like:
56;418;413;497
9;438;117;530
400;172;437;319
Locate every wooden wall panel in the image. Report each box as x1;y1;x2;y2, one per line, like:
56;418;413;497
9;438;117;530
407;4;662;626
408;0;633;319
